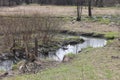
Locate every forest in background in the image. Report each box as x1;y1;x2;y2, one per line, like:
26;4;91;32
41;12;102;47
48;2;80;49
0;0;120;7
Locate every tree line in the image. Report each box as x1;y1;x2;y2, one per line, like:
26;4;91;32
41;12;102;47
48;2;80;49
0;0;120;7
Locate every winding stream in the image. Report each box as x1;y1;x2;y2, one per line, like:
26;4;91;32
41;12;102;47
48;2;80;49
0;36;107;71
49;36;107;61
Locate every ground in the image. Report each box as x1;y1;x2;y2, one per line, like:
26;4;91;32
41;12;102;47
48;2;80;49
0;5;120;80
0;5;120;16
3;39;120;80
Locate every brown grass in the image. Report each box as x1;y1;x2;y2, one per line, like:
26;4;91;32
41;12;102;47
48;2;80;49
0;5;120;16
62;21;119;33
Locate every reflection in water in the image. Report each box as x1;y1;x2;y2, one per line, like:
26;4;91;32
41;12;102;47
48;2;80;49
0;60;13;71
51;36;107;61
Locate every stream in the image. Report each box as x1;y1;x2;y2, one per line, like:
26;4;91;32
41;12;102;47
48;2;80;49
0;36;107;71
49;36;107;61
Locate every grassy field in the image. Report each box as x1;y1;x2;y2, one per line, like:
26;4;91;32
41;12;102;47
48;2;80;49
0;5;120;16
0;5;119;34
0;5;120;80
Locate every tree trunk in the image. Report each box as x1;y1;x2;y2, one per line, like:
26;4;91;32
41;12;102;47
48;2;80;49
76;0;83;21
77;2;80;21
34;37;38;57
88;0;92;17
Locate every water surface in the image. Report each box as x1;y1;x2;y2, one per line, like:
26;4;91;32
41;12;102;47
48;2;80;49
50;36;107;61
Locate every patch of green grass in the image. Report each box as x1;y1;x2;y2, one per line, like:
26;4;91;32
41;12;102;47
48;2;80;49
83;47;93;52
82;16;95;22
93;16;110;24
104;32;119;39
90;31;119;40
105;70;113;79
82;15;120;25
99;18;110;24
0;70;6;74
12;64;18;70
64;36;84;41
62;16;73;21
65;53;76;58
107;40;114;44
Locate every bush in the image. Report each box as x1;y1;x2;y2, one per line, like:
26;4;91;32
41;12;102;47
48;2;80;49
0;15;63;59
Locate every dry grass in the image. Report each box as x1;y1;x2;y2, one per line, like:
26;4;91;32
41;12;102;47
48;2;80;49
62;21;119;33
0;5;120;16
0;5;119;34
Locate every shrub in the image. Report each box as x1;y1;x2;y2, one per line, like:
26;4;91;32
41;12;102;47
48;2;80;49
0;15;63;60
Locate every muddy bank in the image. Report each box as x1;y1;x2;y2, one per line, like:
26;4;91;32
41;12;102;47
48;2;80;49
60;30;117;40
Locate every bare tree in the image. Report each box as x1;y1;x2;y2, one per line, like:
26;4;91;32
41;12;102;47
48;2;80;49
34;37;38;57
76;0;83;21
88;0;92;17
0;15;62;61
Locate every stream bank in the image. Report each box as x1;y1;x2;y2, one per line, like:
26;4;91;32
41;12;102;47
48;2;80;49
0;36;84;71
0;32;109;79
60;30;119;40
